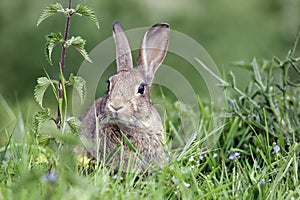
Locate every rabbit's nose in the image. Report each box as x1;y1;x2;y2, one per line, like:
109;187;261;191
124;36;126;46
108;102;124;112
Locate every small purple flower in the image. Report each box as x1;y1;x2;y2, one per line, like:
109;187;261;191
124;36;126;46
48;172;56;182
274;145;280;153
112;173;118;180
229;152;240;160
228;154;235;160
41;172;57;183
258;178;265;186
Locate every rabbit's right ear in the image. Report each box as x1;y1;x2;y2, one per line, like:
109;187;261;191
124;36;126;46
113;21;133;72
137;23;170;85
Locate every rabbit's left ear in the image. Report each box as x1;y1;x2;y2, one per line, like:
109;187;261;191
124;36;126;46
137;23;170;85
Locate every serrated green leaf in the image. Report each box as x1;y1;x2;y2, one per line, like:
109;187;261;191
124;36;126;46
75;4;100;29
70;36;92;63
71;36;85;45
67;117;81;134
37;3;64;27
34;77;52;108
75;46;92;63
71;76;87;104
33;108;51;134
45;32;63;65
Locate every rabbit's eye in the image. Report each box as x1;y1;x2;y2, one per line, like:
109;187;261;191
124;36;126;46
106;80;110;93
138;83;145;95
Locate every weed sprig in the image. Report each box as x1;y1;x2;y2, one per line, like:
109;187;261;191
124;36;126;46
33;0;99;135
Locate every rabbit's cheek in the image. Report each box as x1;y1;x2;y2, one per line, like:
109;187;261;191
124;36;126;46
132;101;138;112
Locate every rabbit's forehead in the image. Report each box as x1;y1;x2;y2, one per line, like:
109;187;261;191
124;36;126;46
111;70;145;88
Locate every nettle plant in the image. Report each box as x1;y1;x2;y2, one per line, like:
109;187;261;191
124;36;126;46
33;1;99;136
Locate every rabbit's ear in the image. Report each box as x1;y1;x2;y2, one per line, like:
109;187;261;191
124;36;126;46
113;21;133;72
137;23;170;85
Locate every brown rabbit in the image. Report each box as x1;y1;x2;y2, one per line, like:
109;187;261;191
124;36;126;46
79;21;170;171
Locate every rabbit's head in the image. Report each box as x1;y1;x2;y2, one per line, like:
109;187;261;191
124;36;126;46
101;22;170;130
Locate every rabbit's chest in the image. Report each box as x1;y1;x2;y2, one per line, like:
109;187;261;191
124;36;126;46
101;124;145;148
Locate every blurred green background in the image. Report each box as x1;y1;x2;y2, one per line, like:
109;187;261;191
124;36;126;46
0;0;299;129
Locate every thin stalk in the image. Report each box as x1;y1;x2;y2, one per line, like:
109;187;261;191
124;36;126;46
61;0;72;73
57;0;72;128
289;24;300;59
57;81;63;129
60;65;68;134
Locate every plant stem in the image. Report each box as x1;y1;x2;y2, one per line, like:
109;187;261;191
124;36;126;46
61;0;72;73
57;0;72;128
289;24;300;59
57;81;63;128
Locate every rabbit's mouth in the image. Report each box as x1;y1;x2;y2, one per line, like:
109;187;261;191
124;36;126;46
106;112;141;127
109;112;121;120
107;112;131;123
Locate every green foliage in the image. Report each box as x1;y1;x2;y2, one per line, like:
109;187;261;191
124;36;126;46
44;33;92;65
34;77;53;108
45;32;63;65
224;53;300;144
75;4;100;29
67;116;81;135
36;2;100;29
197;27;300;149
36;3;64;27
32;108;51;134
34;1;98;133
69;74;87;104
39;3;98;65
68;36;92;63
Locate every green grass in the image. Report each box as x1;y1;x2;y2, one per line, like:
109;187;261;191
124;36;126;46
1;35;300;200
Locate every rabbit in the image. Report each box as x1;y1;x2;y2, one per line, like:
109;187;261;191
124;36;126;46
79;21;170;171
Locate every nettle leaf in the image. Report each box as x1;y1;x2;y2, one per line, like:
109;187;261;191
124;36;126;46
45;32;63;65
76;47;92;63
69;36;92;63
33;108;51;134
34;77;52;108
75;4;100;29
69;74;87;104
67;117;81;134
37;3;64;26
